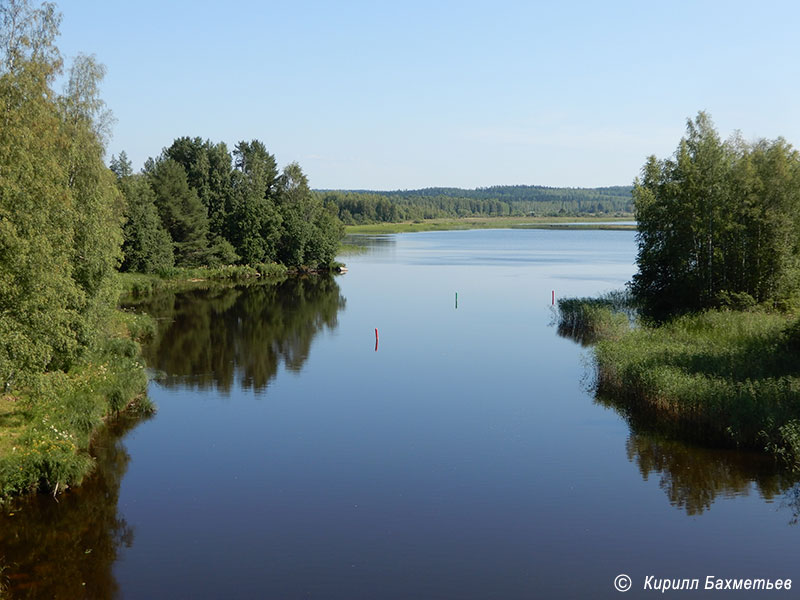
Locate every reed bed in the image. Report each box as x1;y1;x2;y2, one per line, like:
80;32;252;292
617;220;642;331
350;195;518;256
556;290;635;345
558;294;800;466
118;263;289;299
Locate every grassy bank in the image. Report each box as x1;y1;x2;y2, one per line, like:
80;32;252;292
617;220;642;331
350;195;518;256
336;242;369;256
0;310;155;499
118;261;352;301
557;297;800;466
345;215;634;234
118;263;289;299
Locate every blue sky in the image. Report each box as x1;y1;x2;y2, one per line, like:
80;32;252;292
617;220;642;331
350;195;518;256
54;0;800;190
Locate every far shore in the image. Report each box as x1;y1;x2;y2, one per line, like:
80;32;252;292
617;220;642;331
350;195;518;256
344;215;636;234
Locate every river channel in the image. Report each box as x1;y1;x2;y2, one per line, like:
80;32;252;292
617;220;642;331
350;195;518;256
1;229;798;599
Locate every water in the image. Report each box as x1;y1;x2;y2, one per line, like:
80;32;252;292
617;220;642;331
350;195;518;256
2;229;798;599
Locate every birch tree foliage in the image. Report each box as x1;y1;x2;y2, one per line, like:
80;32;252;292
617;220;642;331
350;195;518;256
632;112;800;319
0;0;123;386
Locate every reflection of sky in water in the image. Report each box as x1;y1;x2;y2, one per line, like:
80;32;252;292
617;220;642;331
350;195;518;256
347;229;637;269
346;229;638;294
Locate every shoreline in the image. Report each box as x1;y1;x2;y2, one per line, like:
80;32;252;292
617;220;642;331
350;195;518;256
0;265;347;500
557;296;800;468
343;215;635;234
0;309;155;500
118;262;346;302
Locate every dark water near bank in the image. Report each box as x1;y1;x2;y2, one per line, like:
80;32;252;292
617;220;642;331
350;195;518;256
2;229;799;599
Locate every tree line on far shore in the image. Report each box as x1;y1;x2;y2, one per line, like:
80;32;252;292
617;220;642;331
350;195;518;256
318;185;634;224
111;137;343;274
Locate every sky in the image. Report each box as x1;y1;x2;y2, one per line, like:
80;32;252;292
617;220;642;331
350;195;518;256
52;0;800;190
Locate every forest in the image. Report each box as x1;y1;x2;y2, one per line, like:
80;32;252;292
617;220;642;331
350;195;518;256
112;137;344;275
318;184;634;224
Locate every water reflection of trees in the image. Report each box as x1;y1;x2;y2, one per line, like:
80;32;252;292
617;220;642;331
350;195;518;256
623;432;795;516
140;276;345;392
592;394;800;517
781;484;800;525
0;412;147;599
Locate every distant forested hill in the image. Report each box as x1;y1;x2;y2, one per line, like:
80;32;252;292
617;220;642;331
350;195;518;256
316;185;634;224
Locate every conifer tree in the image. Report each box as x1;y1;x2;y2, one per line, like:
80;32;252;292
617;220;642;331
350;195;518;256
115;170;174;274
146;158;212;268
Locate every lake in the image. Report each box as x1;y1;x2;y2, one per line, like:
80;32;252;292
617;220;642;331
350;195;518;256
1;228;798;599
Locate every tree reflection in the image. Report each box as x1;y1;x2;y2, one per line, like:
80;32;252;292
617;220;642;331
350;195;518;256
781;483;800;525
140;276;345;392
623;432;794;516
590;391;798;516
0;412;148;599
0;277;343;597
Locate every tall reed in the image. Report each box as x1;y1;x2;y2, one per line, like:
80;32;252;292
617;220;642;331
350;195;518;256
593;310;800;465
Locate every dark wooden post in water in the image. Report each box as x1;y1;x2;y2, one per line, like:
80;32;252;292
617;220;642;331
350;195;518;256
455;292;458;309
552;290;555;305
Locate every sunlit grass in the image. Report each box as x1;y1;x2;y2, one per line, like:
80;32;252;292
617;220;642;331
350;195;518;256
118;263;289;300
0;395;26;458
566;303;800;465
0;310;154;499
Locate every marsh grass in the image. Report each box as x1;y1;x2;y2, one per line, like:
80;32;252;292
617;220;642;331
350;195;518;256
592;310;800;465
0;310;153;499
116;309;157;343
557;290;635;345
336;242;369;256
118;263;289;299
511;223;636;231
558;290;800;466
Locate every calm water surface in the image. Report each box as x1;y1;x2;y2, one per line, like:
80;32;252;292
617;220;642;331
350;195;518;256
2;229;799;599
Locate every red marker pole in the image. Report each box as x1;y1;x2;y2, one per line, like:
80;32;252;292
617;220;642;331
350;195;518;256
552;290;555;305
375;328;379;352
